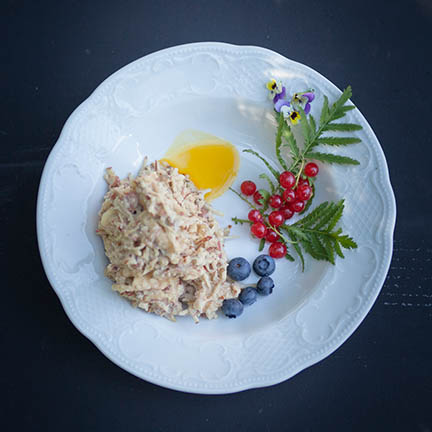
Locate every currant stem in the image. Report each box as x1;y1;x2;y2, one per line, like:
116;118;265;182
269;225;297;245
294;159;305;188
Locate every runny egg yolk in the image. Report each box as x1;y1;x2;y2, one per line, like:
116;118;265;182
161;130;239;201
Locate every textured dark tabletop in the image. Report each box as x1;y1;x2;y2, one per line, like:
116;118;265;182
2;1;432;431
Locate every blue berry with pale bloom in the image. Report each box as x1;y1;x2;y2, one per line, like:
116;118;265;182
257;276;274;296
253;255;275;277
239;287;258;306
222;299;244;318
227;257;251;281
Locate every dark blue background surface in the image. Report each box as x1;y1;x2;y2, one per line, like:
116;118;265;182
2;1;431;431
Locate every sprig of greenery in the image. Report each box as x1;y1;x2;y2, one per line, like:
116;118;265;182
275;113;288;171
288;86;362;175
230;86;361;270
304;152;359;165
259;173;276;194
243;149;280;182
232;216;252;225
279;200;357;270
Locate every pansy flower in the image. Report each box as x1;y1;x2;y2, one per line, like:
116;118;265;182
291;91;315;114
266;79;285;103
274;99;301;125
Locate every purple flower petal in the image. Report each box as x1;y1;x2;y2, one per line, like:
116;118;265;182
274;98;290;113
303;92;315;102
273;86;286;104
304;102;311;114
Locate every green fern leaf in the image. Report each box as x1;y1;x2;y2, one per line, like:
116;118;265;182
275;115;288;171
316;137;361;146
323;123;363;132
259;173;276;194
305;152;360;165
243;149;280;181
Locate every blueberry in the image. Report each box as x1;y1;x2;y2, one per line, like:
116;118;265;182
239;287;258;306
222;299;244;318
227;257;251;281
253;255;275;276
257;276;274;296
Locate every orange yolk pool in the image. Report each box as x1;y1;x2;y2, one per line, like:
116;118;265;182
161;130;239;201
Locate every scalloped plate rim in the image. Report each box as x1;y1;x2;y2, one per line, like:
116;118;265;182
36;42;396;394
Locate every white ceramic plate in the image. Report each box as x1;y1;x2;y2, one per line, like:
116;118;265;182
37;42;396;394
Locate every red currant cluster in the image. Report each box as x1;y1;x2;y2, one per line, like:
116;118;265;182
239;162;319;259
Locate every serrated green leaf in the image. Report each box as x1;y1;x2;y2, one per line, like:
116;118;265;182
326;200;344;231
275;115;288;171
320;95;329;125
286;129;300;159
301;239;325;261
337;234;358;249
259;173;276;194
294;201;330;228
287;226;309;241
285;251;295;261
243;149;280;181
323;237;335;264
331;105;356;121
341;105;356;112
258;238;265;252
323;123;363;132
231;217;252;225
332;86;352;115
309;233;329;260
316;136;361;146
229;187;255;208
298;107;312;143
309;114;317;133
305;152;360;165
287;231;305;271
257;189;270;206
312;202;339;230
332;238;345;258
311;200;344;231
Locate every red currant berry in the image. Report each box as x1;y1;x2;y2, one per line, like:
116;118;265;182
280;206;294;220
250;222;267;238
279;171;295;189
269;194;283;208
289;200;305;213
253;191;263;205
269;242;287;259
268;211;284;227
248;209;263;223
241;180;257;196
283;188;296;203
265;229;280;243
304;162;319;177
298;178;310;187
296;184;313;201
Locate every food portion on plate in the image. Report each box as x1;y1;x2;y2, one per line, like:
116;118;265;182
97;79;363;322
96;159;240;322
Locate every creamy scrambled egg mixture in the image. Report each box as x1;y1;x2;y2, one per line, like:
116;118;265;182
97;159;239;322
